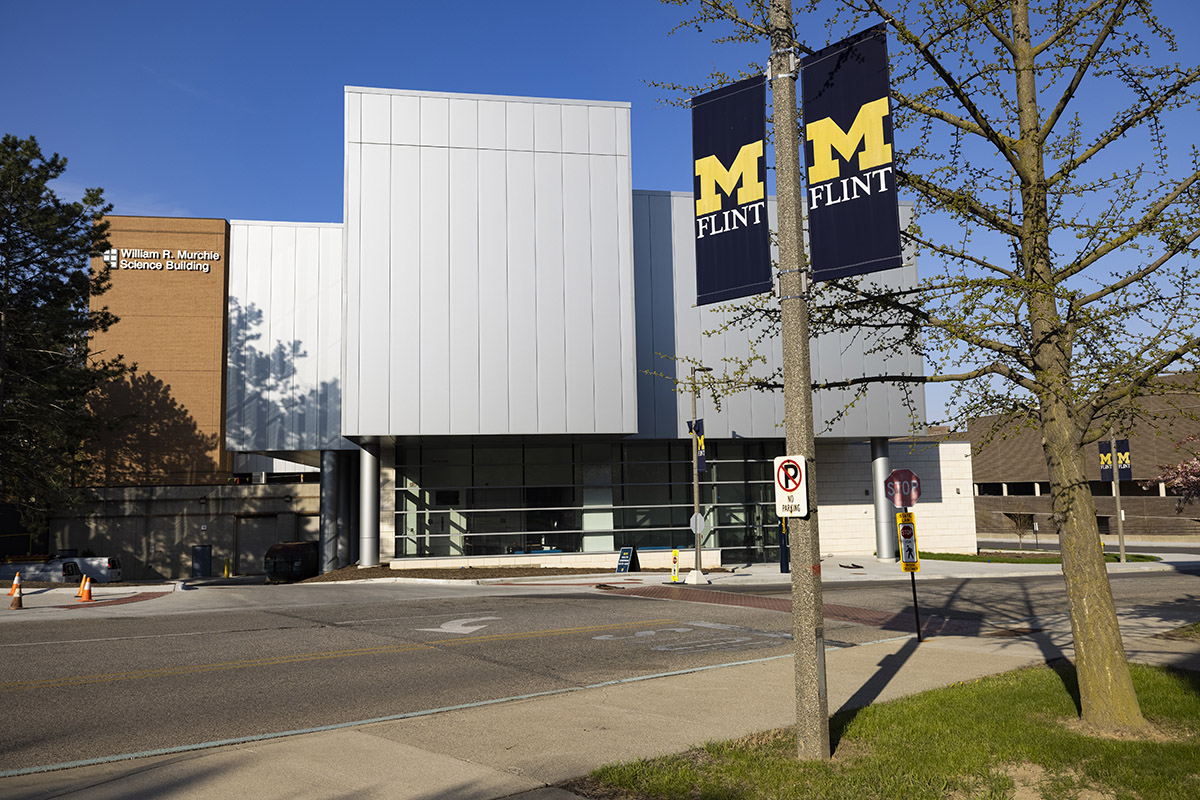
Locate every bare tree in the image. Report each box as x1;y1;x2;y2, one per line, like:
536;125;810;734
663;0;1200;732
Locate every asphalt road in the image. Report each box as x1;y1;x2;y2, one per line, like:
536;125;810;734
1;587;806;772
3;570;1199;773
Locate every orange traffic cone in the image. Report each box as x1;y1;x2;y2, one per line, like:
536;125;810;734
74;576;86;598
78;576;93;602
7;572;20;596
8;581;21;610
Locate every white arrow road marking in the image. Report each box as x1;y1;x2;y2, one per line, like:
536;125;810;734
416;616;501;635
592;627;694;640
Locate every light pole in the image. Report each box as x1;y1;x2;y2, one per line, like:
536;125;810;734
686;365;712;584
771;0;831;760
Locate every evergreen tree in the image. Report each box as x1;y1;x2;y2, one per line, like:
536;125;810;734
0;134;125;543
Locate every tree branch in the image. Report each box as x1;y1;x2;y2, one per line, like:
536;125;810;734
1073;227;1200;309
897;167;1023;237
865;0;1027;178
1034;0;1114;55
961;0;1016;56
815;361;1039;395
1047;66;1200;186
1084;337;1200;422
902;231;1016;277
1060;168;1200;281
1038;0;1131;143
891;91;996;140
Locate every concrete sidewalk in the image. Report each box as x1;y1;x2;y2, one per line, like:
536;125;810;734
3;555;1199;799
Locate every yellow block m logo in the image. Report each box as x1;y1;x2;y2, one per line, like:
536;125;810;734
694;140;765;216
806;97;892;184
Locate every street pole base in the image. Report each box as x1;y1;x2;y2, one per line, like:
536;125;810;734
684;570;710;585
876;556;899;563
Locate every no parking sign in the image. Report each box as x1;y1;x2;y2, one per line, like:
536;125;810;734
773;456;808;517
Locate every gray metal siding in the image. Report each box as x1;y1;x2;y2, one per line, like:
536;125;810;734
226;221;351;454
631;191;924;440
342;87;638;438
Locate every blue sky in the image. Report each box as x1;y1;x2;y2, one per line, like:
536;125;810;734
4;1;1197;424
2;0;766;221
5;1;1194;223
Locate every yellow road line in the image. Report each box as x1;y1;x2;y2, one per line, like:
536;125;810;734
0;618;678;693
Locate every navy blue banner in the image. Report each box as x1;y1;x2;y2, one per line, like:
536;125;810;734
1099;440;1132;480
691;76;772;305
800;25;903;282
688;418;707;472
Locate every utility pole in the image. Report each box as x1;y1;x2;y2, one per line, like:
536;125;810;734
770;0;830;761
1109;428;1126;563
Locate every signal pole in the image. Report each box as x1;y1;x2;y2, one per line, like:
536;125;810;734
769;0;830;761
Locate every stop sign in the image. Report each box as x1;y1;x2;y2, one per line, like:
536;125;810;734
885;469;921;507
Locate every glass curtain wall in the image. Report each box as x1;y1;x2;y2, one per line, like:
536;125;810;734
393;439;784;562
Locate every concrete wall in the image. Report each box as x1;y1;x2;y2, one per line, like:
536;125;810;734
816;439;976;556
50;484;320;580
342;87;638;438
974;494;1200;540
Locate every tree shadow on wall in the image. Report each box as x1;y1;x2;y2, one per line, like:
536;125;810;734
90;370;220;485
226;298;343;455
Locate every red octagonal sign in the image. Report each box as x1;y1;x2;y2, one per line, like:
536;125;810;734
884;468;921;508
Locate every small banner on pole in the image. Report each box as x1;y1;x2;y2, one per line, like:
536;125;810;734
688;418;706;472
1099;440;1132;480
800;24;903;282
691;75;772;305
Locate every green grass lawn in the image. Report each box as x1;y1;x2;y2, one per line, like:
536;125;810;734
922;551;1160;564
565;664;1200;800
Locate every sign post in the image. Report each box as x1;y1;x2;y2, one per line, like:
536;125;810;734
745;8;901;763
671;549;680;583
896;511;922;641
1100;433;1131;563
686;366;712;585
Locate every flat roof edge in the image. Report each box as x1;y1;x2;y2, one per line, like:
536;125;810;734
229;220;343;228
345;85;631;109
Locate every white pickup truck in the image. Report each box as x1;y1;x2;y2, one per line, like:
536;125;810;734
1;556;123;583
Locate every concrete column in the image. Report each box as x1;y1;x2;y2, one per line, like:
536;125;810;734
338;451;356;566
319;450;339;574
871;437;896;561
359;443;380;567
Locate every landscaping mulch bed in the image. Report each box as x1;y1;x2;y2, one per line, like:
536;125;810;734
301;564;678;582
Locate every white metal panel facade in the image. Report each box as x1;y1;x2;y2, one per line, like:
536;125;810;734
343;87;638;438
630;191;925;440
226;221;352;454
